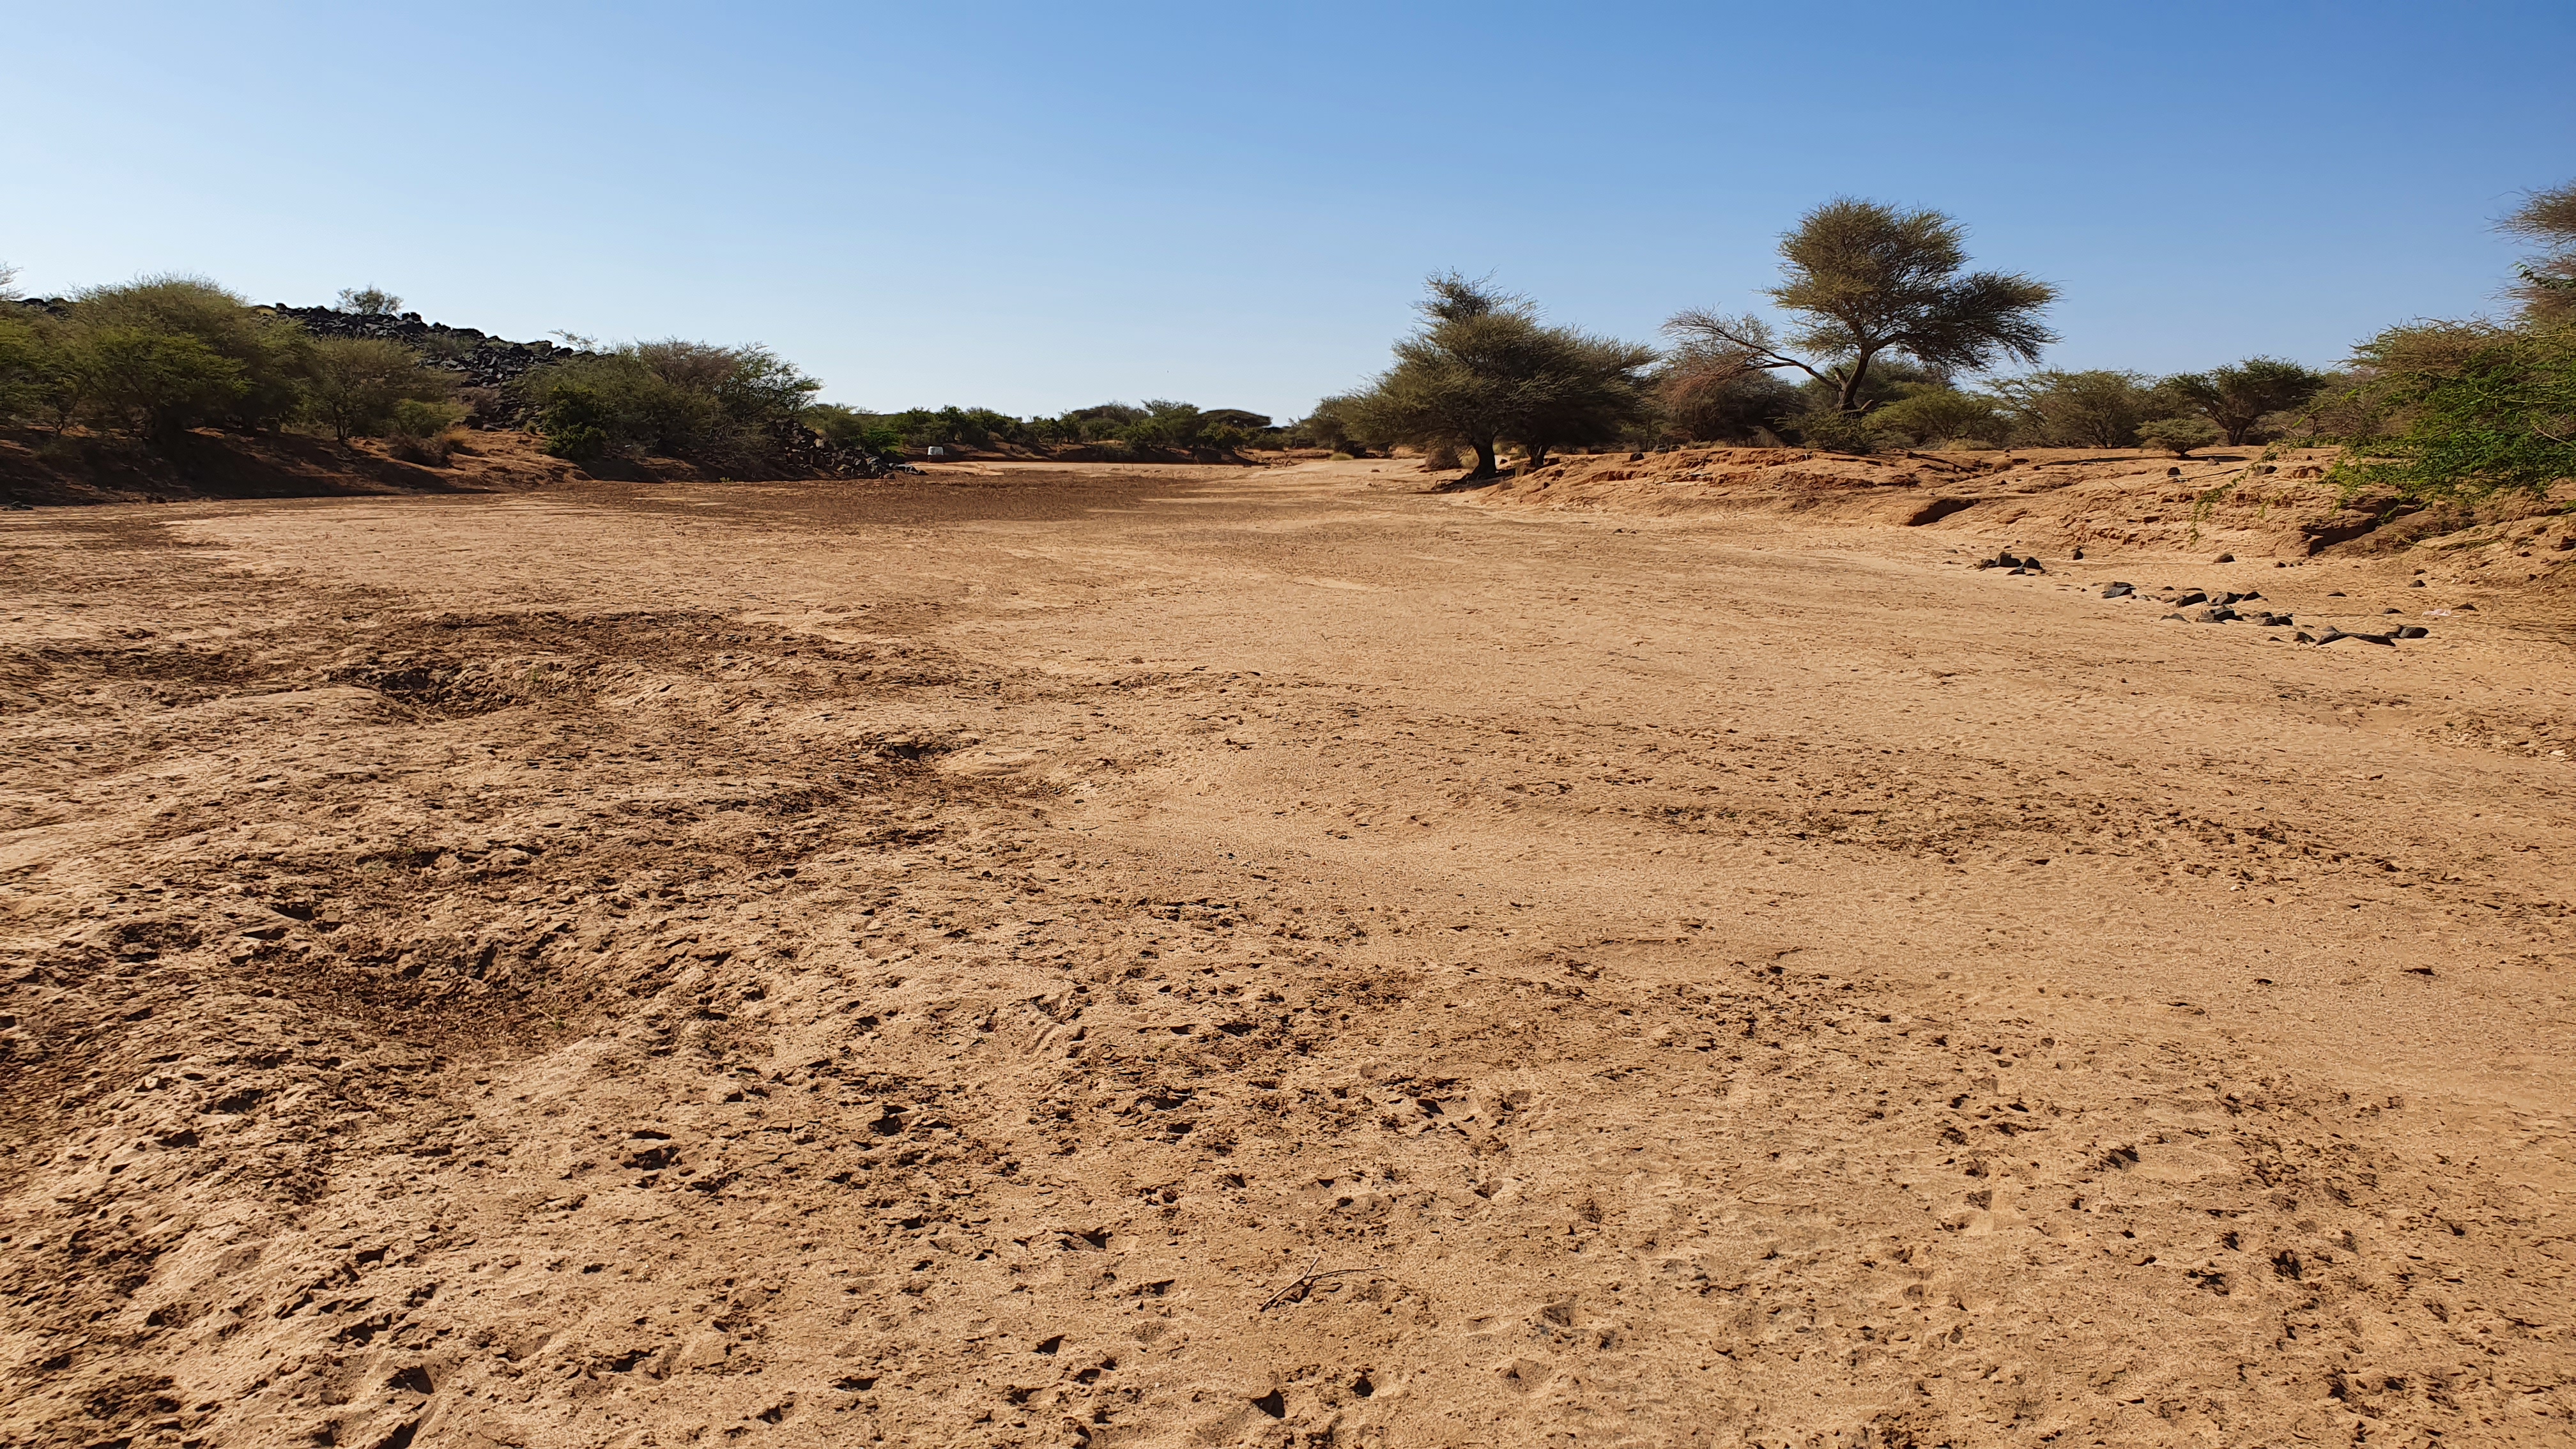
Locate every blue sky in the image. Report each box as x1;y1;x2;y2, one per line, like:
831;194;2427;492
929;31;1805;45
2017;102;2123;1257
6;2;2570;420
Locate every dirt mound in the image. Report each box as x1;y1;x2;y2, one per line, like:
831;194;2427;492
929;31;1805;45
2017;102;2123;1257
1469;445;2576;566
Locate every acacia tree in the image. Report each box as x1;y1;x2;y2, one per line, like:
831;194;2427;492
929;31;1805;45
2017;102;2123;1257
1989;369;2153;447
2503;180;2576;321
2315;176;2576;500
1665;199;2057;415
1865;387;2009;447
1653;326;1803;442
304;337;454;440
2165;358;2327;444
335;286;404;316
75;276;314;429
1345;274;1653;478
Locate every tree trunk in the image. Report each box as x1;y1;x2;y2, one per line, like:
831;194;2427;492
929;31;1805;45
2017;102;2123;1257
1526;443;1551;468
1836;348;1880;411
1464;438;1499;479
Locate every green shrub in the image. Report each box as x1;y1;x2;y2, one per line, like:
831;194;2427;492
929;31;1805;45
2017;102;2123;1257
391;397;466;436
77;326;249;438
2135;415;2222;456
1786;406;1881;454
73;276;309;429
305;336;454;440
1867;388;2008;447
1991;370;2155;447
2161;358;2327;444
0;312;72;426
517;339;816;468
388;398;470;464
803;402;905;456
543;423;610;463
1066;403;1144;443
870;404;1037;450
2330;319;2576;500
1292;400;1355;451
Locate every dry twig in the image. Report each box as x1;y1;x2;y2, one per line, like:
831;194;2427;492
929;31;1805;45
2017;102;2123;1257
1256;1246;1372;1312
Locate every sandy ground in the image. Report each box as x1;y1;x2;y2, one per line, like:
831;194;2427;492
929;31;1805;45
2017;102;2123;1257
3;457;2572;1448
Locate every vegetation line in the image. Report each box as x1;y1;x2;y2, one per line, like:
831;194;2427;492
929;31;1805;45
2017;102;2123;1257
3;181;2570;500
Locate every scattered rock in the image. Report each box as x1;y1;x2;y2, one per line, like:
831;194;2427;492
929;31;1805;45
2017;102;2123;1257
264;303;572;395
2214;553;2234;563
2100;583;2134;599
2398;625;2430;639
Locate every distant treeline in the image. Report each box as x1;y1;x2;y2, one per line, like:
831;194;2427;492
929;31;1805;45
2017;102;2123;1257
0;279;477;463
0;277;852;473
1326;188;2576;498
8;180;2570;498
799;400;1303;459
0;273;1300;473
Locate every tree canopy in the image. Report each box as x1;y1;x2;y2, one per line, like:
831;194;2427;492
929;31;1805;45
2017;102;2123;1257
2330;319;2576;500
2503;180;2576;321
1989;370;2154;448
519;340;820;466
1666;199;2057;415
1865;387;2009;447
335;286;404;317
2165;358;2327;444
304;336;454;440
1344;274;1655;477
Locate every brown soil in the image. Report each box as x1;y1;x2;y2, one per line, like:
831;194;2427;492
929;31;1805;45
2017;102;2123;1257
3;457;2572;1448
1485;445;2576;567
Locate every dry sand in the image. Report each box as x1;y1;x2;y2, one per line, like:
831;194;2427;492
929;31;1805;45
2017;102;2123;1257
3;456;2572;1448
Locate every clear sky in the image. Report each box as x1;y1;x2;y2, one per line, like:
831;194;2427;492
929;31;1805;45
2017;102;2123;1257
6;2;2571;420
